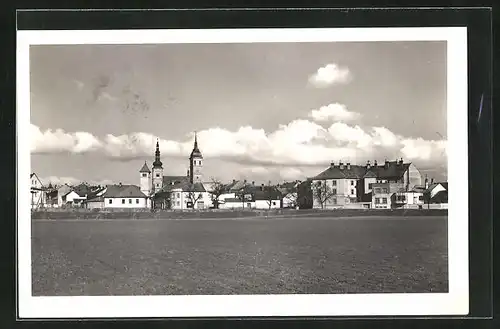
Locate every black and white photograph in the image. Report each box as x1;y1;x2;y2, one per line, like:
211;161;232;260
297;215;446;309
17;27;469;318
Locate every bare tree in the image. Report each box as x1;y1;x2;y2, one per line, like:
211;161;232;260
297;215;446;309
209;177;226;209
264;184;279;209
237;184;252;209
186;191;203;209
312;180;336;209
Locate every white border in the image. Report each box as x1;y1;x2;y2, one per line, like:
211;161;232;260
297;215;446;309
17;27;469;318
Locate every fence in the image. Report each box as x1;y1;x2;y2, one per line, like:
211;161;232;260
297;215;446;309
31;207;448;220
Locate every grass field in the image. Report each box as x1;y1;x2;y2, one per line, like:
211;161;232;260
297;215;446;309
32;216;448;296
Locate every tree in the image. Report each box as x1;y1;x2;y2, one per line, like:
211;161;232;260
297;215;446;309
186;191;203;209
282;187;299;209
237;184;252;209
264;184;280;209
209;177;226;209
312;180;336;209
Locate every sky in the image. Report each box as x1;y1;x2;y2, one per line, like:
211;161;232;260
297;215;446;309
29;41;447;186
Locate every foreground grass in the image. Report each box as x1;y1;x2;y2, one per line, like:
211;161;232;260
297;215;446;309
32;216;448;296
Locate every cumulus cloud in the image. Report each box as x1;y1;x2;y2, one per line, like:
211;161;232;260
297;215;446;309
310;103;361;122
31;124;102;154
30;115;447;179
308;63;352;88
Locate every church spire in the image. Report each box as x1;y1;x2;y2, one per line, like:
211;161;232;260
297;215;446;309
152;138;163;168
190;131;203;159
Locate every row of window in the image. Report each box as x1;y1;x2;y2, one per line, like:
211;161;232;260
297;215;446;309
373;187;389;194
374;197;388;204
108;199;141;204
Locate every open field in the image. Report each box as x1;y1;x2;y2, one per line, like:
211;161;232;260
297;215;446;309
32;215;448;296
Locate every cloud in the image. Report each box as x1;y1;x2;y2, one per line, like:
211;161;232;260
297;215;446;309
40;176;114;187
310;103;361;122
308;63;351;88
73;79;85;91
31;124;102;154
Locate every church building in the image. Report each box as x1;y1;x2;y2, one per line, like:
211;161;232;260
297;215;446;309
140;133;213;210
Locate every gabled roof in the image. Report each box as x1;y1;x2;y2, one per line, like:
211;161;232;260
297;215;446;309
253;187;282;201
163;175;188;186
314;161;411;181
103;185;147;198
139;162;151;173
160;181;206;193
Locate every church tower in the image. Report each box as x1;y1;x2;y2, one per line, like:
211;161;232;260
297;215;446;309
189;132;203;184
139;161;151;196
152;139;164;193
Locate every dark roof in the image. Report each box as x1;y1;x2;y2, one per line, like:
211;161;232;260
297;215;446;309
163;175;188;186
314;161;410;180
161;181;206;193
190;133;203;159
139;162;151;173
226;180;252;193
440;182;448;190
253;187;282;201
223;198;242;203
72;183;93;197
103;185;147;198
86;196;104;202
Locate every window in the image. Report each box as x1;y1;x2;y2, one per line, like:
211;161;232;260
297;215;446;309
272;201;276;206
351;189;355;195
382;188;388;193
332;198;337;205
368;183;373;189
332;189;337;195
122;199;125;204
375;198;380;204
142;173;147;177
419;195;424;201
156;173;160;178
177;193;180;198
382;198;387;204
108;199;112;204
136;199;139;204
332;180;337;186
129;199;132;204
156;184;159;187
176;201;180;206
374;188;381;194
351;181;354;186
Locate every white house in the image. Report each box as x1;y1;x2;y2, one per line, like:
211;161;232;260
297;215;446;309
102;184;150;209
30;173;46;209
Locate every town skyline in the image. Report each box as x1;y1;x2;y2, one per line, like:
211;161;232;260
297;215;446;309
30;41;448;186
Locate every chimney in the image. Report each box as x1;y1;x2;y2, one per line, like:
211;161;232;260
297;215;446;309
244;179;247;184
374;160;378;166
233;179;236;184
424;175;429;189
119;182;122;186
261;183;264;191
366;160;371;169
431;178;434;184
399;157;404;165
346;162;351;170
330;161;335;167
339;161;344;170
252;181;255;186
384;159;389;168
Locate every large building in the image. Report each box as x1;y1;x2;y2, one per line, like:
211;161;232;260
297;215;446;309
310;159;423;209
144;133;213;210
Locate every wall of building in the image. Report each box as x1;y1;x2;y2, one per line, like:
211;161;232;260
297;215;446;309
170;190;212;210
255;199;281;209
140;173;151;195
104;197;148;208
364;177;377;194
406;163;423;191
87;201;104;209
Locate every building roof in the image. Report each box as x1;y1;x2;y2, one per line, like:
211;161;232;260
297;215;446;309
86;196;104;202
190;132;203;159
160;181;207;193
139;162;151;173
103;184;147;198
72;183;93;197
163;175;189;186
253;187;282;201
313;160;411;181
